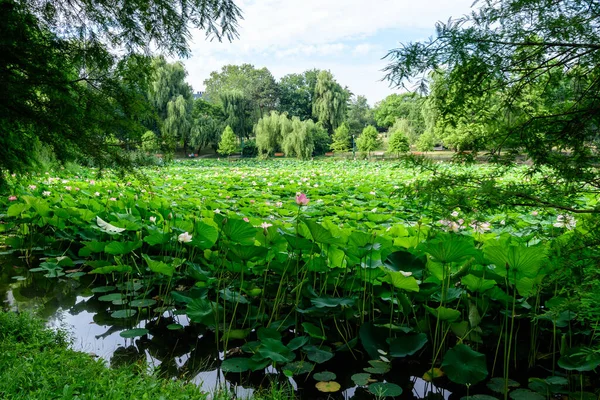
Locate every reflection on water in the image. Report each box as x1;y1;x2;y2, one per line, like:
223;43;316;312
1;255;453;399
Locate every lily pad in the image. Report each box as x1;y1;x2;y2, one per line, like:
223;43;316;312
129;299;157;308
389;333;428;357
303;345;334;364
487;377;520;394
351;373;371;386
509;389;544;400
313;371;336;381
119;328;149;338
368;382;403;397
315;381;341;393
110;309;137;319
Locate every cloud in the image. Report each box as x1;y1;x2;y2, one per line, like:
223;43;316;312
181;0;474;103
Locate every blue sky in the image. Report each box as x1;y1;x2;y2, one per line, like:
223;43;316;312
182;0;474;105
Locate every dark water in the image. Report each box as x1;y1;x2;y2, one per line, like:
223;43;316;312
0;255;453;399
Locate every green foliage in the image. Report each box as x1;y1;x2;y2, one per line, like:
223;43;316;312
387;124;410;155
203;64;279;115
0;312;211;399
241;139;258;158
312;122;332;156
356;125;382;155
347;95;375;135
374;93;425;132
255;111;292;157
312;70;350;133
282;118;315;160
277;70;319;121
221;90;254;141
330;123;351;153
141;131;159;153
218;125;238;156
384;0;600;181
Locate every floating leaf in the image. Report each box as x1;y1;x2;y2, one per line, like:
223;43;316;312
315;381;341;393
111;309;137;319
313;371;336;381
221;357;255;373
487;377;520;394
91;286;116;293
167;324;183;330
283;361;314;375
351;373;371;386
120;328;149;338
257;338;295;363
303;345;334;364
130;299;157;308
98;293;124;302
368;382;403;397
509;389;544;400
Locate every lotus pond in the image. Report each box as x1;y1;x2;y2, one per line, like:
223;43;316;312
1;159;599;399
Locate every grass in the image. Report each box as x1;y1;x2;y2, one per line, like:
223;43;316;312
0;311;295;400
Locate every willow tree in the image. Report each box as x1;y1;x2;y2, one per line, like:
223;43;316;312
312;70;350;133
221;91;254;147
282;118;316;160
255;111;292;157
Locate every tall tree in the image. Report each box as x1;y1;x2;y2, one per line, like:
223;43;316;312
373;93;425;134
203;64;279;114
0;0;241;183
255;111;292;157
147;57;194;154
347;95;375;135
190;99;225;153
221;91;253;145
277;69;320;121
383;0;600;182
312;70;350;133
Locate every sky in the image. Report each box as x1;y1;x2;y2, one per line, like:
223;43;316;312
182;0;475;106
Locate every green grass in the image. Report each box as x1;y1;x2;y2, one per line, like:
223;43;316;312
0;312;294;400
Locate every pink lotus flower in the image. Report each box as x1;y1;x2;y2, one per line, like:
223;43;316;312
260;222;273;229
243;217;249;222
296;193;309;206
28;185;36;190
8;195;17;201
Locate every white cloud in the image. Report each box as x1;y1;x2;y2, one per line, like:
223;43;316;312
182;0;474;103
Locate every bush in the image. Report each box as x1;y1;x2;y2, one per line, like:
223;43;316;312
312;122;331;156
242;140;258;158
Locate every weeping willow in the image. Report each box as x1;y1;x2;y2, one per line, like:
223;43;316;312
255;111;292;157
312;70;349;133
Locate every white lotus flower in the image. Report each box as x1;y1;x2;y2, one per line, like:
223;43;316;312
178;232;192;243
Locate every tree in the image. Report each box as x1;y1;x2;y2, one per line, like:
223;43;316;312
387;127;410;156
383;0;600;182
221;91;254;144
147;57;194;155
312;70;350;133
347;95;375;135
373;93;425;138
278;70;319;121
218;126;238;158
255;111;292;157
190;99;225;153
330;123;351;153
282;118;315;160
203;64;279;114
0;0;241;184
356;125;382;157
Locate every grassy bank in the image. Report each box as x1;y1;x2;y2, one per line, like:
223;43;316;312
0;312;293;400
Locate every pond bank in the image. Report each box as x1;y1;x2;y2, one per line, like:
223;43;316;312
0;311;293;400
